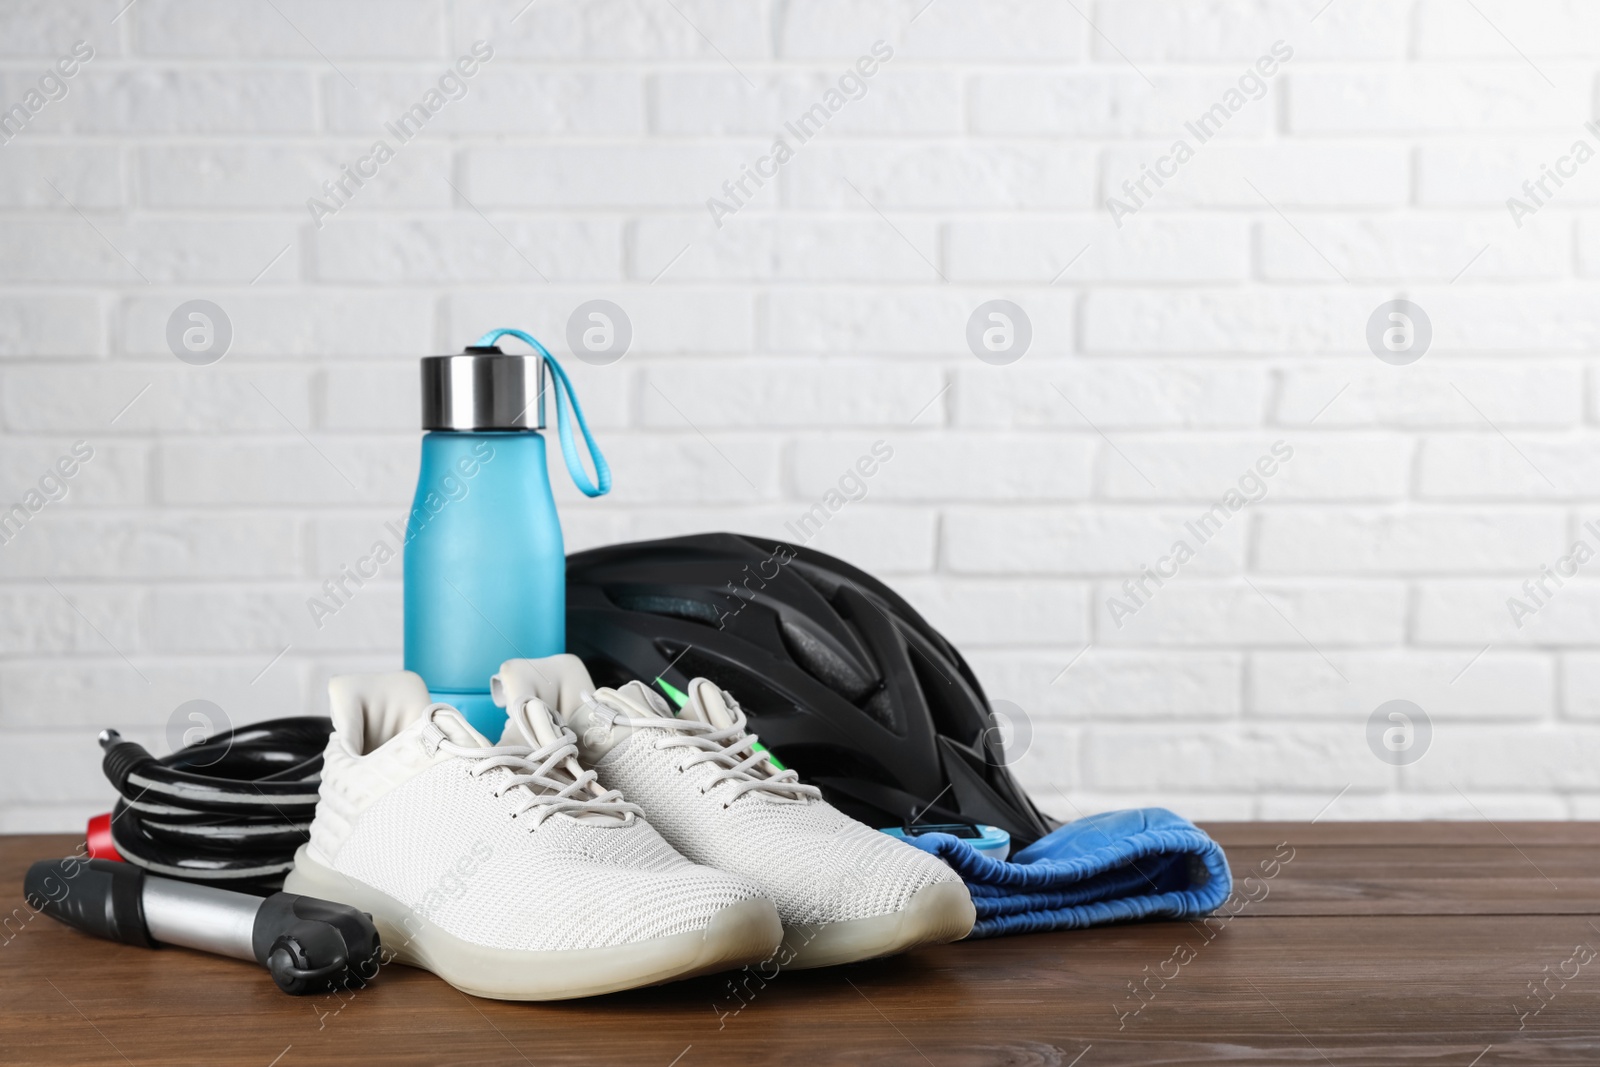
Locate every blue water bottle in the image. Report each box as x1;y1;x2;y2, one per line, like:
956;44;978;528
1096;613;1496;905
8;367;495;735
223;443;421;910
404;328;610;736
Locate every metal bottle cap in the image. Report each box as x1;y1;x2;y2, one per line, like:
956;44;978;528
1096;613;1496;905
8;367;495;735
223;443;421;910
420;347;546;431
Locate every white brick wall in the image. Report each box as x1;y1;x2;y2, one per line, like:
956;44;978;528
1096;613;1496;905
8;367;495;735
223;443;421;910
0;0;1594;832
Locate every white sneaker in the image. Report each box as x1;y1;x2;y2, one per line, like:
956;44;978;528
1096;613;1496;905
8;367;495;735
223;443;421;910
494;656;976;970
285;670;782;1001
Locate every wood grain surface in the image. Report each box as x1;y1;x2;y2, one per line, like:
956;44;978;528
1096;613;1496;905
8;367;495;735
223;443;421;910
3;824;1598;1066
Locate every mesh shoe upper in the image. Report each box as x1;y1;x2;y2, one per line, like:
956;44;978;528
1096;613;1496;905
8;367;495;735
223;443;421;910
333;758;765;952
565;678;963;928
308;670;765;954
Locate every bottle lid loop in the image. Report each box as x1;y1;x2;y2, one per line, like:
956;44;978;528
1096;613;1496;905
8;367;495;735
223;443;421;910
473;328;612;498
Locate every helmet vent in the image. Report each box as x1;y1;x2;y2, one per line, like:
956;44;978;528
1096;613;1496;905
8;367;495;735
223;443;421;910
860;685;901;733
777;619;875;703
606;590;723;628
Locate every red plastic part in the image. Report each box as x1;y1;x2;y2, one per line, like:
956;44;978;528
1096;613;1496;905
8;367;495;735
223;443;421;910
85;811;122;861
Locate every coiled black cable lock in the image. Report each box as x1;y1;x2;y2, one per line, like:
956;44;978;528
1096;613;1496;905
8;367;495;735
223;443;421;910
99;718;331;893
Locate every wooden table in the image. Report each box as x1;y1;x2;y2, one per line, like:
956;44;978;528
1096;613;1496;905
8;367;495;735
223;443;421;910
3;823;1598;1066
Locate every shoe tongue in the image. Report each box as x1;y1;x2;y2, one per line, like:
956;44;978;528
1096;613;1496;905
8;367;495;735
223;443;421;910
561;682;673;761
681;678;739;731
680;678;791;802
599;681;674;719
494;696;568;751
490;695;629;825
426;705;493;748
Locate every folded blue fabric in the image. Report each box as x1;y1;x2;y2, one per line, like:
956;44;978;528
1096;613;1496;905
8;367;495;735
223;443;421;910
903;807;1232;939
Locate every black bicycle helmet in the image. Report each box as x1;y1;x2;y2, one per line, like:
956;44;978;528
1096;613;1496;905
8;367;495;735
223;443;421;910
565;532;1057;849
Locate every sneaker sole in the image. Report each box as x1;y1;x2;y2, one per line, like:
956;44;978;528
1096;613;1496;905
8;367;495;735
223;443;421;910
284;846;783;1001
779;880;976;970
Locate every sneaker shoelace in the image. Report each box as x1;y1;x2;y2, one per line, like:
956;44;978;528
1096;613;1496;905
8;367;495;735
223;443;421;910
419;704;641;827
605;697;823;806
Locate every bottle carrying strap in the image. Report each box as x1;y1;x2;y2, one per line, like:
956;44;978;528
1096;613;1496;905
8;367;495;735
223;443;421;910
475;328;612;498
